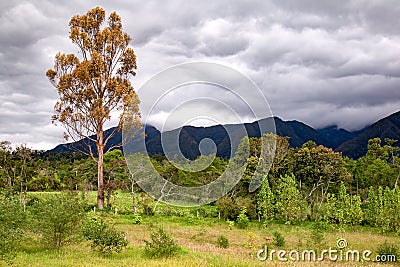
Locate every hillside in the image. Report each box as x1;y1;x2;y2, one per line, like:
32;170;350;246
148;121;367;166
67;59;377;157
336;111;400;158
317;126;362;149
49;117;362;159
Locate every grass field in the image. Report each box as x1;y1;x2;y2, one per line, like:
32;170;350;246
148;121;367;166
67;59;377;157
9;192;400;266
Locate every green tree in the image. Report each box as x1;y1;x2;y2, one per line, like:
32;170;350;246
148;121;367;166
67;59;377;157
349;195;363;226
275;174;306;224
215;196;238;220
323;182;363;226
320;192;336;224
0;141;13;190
46;7;140;209
256;176;274;223
381;187;400;233
335;182;351;225
353;138;399;191
352;138;399;191
290;143;352;210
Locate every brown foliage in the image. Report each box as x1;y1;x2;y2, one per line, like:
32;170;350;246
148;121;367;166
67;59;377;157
46;7;140;209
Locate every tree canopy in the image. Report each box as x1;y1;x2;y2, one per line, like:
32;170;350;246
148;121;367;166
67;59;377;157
46;7;140;209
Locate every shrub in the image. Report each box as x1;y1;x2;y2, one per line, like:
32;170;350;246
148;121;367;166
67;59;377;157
81;214;128;254
132;213;142;225
273;231;285;247
376;240;399;260
236;207;249;229
0;196;26;263
227;220;234;230
243;232;259;257
185;213;197;224
216;196;238;220
144;227;179;258
29;193;85;249
235;197;257;220
216;235;229;248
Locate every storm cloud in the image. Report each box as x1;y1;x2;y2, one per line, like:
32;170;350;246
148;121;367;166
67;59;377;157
1;0;400;149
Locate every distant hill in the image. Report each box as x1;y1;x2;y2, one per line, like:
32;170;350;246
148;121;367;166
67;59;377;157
336;111;400;159
48;116;364;159
317;126;363;149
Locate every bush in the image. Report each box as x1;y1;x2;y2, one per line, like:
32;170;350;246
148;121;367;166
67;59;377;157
273;231;285;247
81;214;128;254
144;227;180;258
216;235;229;248
185;213;197;224
227;220;234;230
132;213;142;225
236;207;249;229
216;196;238;220
0;196;26;263
243;232;258;256
235;197;257;220
376;240;399;259
29;193;85;249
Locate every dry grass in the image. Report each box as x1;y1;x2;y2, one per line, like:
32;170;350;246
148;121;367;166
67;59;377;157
12;193;399;266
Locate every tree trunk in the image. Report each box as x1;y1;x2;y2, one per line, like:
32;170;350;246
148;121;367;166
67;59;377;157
97;130;105;210
131;191;137;213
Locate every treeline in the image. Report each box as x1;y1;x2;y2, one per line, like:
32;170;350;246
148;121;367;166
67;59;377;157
0;136;399;232
214;135;400;233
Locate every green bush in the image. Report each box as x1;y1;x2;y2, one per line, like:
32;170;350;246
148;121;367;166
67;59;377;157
216;196;238;220
216;235;229;248
376;240;399;260
0;196;26;263
132;213;142;225
227;220;234;230
144;227;180;258
273;231;285;247
29;193;85;249
236;207;249;229
81;214;128;254
185;213;197;224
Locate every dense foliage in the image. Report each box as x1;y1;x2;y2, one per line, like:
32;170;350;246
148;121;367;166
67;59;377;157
0;196;26;263
29;193;86;248
0;135;399;237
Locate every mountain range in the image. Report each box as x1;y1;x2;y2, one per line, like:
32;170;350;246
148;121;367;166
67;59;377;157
50;111;400;159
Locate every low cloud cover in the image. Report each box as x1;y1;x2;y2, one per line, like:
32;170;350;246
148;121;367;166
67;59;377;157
1;0;400;149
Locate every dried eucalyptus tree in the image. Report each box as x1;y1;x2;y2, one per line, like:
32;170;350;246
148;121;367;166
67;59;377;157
46;7;140;209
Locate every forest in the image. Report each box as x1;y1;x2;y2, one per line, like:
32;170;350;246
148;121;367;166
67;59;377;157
2;135;400;223
1;135;400;265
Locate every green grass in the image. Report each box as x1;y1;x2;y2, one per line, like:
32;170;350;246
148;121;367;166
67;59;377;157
8;192;400;266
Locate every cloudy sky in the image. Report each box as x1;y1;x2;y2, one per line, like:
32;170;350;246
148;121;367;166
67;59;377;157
1;0;400;150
